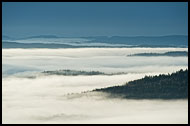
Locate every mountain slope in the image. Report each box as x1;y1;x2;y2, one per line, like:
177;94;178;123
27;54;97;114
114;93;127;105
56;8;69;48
94;69;188;99
128;51;188;57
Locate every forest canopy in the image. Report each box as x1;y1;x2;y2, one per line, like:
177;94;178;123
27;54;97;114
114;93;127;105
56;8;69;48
94;69;188;99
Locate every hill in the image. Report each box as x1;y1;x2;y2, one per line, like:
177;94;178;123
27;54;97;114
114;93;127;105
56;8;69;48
94;69;188;99
128;51;188;57
42;69;126;76
86;35;188;47
2;35;188;48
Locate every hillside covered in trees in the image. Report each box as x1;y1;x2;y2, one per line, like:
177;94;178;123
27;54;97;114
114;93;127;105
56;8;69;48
42;69;127;76
127;51;188;57
94;69;188;99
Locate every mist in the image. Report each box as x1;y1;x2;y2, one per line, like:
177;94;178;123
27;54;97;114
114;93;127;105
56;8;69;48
2;48;188;124
2;48;188;75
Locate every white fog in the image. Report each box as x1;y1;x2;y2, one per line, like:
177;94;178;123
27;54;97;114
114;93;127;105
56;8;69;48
2;48;188;124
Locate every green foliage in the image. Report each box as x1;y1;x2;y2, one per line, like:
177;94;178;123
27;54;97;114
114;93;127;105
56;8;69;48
94;69;188;99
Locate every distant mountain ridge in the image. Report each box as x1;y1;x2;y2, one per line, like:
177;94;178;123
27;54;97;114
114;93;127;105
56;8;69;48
2;41;186;48
85;35;188;46
2;35;13;40
2;35;188;48
18;35;63;40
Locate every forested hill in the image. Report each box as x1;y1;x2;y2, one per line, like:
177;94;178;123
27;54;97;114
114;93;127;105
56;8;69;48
94;69;188;99
42;69;126;76
128;51;188;57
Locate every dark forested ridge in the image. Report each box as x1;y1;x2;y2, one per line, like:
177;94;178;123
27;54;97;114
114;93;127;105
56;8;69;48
42;69;127;76
43;70;105;76
128;51;188;57
94;69;188;99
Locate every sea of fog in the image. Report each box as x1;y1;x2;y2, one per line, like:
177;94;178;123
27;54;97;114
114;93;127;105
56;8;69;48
2;48;188;124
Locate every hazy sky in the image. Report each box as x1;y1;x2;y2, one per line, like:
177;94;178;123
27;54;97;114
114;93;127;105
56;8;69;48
2;2;188;37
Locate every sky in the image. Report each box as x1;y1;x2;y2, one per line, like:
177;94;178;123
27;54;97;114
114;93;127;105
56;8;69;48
2;2;188;38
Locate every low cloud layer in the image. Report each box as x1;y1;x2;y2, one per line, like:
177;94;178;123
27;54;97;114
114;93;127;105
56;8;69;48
2;48;188;124
2;48;188;75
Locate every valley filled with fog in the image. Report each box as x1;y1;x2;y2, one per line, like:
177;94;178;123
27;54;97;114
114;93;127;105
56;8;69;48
2;2;188;124
2;47;188;124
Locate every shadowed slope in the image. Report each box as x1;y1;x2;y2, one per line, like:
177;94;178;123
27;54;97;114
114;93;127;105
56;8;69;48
94;69;188;99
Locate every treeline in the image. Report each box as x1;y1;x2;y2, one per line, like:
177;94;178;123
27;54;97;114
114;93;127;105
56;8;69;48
42;69;127;76
94;69;188;99
127;51;188;57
